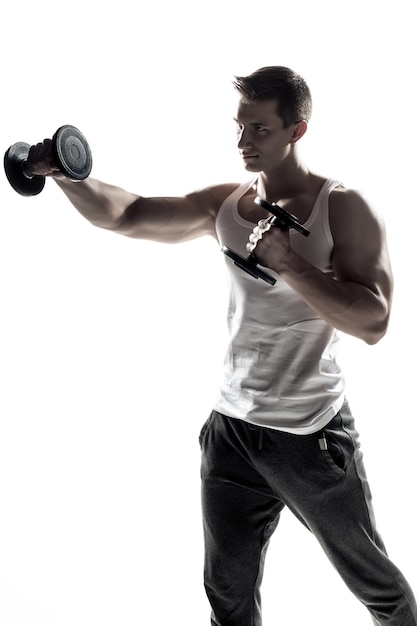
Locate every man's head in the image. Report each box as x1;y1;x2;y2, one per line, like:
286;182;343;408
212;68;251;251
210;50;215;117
233;66;312;129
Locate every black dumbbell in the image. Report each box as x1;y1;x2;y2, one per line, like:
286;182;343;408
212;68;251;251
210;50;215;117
4;125;92;196
221;196;310;286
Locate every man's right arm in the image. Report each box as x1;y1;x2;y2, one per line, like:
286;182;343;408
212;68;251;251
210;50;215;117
27;138;235;243
55;177;223;243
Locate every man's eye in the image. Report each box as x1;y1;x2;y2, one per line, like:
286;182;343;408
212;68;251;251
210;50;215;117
255;126;266;133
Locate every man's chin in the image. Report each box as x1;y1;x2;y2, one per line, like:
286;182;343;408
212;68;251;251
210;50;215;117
242;160;262;172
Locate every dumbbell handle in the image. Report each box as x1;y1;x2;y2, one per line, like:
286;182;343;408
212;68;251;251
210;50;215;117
254;196;310;237
221;196;310;286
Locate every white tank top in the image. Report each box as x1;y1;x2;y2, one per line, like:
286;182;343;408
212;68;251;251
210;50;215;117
214;178;345;434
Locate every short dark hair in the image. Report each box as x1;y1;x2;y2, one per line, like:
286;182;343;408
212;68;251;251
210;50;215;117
233;66;312;128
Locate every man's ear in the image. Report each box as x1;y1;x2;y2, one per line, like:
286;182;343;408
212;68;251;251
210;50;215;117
290;120;308;143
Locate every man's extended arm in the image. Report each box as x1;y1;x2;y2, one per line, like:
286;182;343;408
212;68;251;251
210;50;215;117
27;138;232;243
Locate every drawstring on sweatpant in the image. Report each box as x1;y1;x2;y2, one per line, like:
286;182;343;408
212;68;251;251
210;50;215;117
248;423;264;450
258;428;264;450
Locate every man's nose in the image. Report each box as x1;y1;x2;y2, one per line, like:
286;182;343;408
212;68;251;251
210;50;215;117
237;128;251;149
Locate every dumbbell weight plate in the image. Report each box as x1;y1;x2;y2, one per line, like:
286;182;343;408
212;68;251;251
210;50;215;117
53;125;92;181
221;245;277;285
4;142;46;196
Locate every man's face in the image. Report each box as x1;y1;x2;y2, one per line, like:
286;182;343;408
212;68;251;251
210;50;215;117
234;98;295;173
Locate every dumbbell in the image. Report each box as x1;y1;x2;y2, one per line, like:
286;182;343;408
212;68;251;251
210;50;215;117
221;196;310;286
4;125;92;196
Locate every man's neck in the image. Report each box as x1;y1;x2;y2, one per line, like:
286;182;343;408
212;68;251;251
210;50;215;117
256;156;313;203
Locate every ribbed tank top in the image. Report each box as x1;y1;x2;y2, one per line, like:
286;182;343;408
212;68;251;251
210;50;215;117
214;178;345;434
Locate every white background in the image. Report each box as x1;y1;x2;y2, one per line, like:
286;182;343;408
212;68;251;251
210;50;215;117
0;1;415;624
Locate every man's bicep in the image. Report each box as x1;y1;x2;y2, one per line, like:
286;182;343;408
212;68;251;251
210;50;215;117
115;191;217;242
330;190;394;298
332;225;394;314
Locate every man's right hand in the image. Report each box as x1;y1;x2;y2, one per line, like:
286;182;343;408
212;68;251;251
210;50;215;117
25;139;66;180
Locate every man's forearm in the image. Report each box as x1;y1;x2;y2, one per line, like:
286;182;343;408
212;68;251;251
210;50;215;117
54;177;138;230
278;252;390;345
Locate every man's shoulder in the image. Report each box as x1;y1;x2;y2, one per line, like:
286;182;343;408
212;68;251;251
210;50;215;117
329;185;377;216
207;181;245;200
192;181;245;216
328;184;385;239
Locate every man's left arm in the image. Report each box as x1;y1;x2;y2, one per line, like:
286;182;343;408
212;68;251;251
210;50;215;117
248;188;394;345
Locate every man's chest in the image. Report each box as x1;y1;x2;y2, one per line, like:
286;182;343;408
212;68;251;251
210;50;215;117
237;191;317;226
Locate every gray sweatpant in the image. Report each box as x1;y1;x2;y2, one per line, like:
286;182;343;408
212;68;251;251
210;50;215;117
200;401;417;625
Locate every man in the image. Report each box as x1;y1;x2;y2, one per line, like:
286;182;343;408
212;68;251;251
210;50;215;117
27;66;416;625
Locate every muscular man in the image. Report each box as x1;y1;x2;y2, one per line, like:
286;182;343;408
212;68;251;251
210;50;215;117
27;66;416;625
